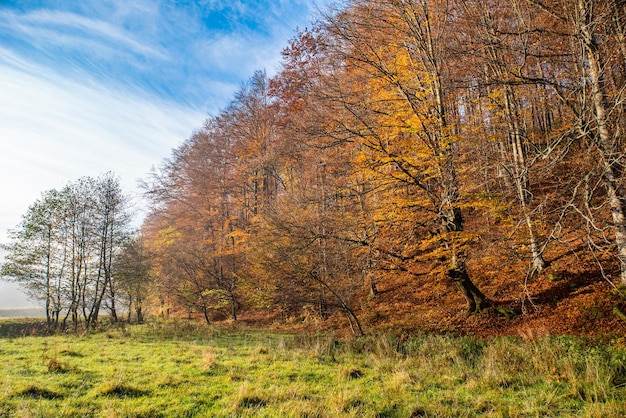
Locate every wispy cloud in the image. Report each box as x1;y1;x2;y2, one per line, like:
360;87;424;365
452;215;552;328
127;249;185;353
14;10;166;59
0;54;204;234
0;0;332;109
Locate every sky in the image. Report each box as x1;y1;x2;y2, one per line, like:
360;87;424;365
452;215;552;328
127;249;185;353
0;0;330;309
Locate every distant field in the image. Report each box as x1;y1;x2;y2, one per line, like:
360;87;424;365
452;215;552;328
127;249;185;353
1;319;625;417
0;308;45;318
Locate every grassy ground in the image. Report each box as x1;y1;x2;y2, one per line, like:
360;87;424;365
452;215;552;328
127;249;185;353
0;319;625;417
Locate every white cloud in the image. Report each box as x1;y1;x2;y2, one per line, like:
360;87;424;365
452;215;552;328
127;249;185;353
0;55;205;243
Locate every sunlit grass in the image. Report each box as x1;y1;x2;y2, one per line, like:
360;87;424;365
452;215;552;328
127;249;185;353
0;318;625;417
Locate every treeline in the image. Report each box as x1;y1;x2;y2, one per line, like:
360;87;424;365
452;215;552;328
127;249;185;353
3;0;625;334
0;173;143;330
138;0;625;333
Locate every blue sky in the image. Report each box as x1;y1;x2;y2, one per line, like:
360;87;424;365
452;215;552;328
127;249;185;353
0;0;329;308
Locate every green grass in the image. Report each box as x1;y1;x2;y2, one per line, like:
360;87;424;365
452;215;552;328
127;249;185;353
0;319;625;417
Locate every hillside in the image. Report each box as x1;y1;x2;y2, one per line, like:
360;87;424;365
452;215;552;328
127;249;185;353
234;244;626;338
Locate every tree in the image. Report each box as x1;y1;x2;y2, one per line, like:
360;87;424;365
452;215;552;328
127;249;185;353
245;120;368;334
1;189;65;328
569;0;626;285
318;0;489;312
521;0;626;284
142;112;249;322
1;174;133;330
114;234;152;324
88;172;132;326
456;0;550;273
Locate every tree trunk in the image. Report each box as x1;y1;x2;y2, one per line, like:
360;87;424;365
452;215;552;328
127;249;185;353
136;303;144;324
369;280;378;297
231;298;238;321
448;266;489;314
127;299;132;323
202;307;211;325
578;0;626;285
441;205;489;313
503;87;547;273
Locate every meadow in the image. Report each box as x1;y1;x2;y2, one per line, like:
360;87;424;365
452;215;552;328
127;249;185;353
1;319;625;417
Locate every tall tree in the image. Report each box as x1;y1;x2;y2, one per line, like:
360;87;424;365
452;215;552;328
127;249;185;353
87;173;131;326
1;190;65;328
457;0;549;273
318;0;489;312
524;0;626;284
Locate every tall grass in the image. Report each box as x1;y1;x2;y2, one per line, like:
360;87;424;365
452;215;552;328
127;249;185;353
0;318;624;417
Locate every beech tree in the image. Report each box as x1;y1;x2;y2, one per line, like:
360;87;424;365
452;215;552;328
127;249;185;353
245;112;368;334
141;73;284;321
513;0;626;285
566;0;626;285
318;0;489;312
142;126;244;322
456;0;550;273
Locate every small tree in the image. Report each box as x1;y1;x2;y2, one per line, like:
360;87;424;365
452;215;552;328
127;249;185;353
114;234;153;324
1;189;65;329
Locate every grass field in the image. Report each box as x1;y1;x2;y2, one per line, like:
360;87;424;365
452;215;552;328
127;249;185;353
0;308;45;319
0;319;625;417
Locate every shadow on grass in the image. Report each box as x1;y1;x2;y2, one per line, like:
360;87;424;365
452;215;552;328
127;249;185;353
100;384;150;398
14;386;63;400
238;396;267;409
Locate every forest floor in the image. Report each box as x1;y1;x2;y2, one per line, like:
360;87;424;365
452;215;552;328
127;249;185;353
362;261;624;338
240;239;626;339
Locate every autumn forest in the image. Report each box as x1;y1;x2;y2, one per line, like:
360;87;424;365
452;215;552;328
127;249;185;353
4;0;626;336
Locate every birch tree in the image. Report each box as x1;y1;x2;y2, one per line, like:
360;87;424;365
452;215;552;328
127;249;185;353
1;174;133;330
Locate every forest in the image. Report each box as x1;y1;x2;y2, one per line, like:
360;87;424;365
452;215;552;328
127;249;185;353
3;0;626;336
